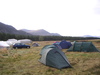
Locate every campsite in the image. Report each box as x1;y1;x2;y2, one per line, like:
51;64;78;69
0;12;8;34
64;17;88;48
0;39;100;75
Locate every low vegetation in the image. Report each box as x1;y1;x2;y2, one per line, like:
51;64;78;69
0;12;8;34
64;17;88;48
0;32;100;41
0;40;100;75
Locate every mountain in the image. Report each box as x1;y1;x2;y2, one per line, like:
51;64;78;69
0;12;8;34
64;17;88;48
27;29;51;36
83;35;100;38
0;22;31;35
51;33;61;36
0;22;61;36
20;29;31;32
20;29;61;36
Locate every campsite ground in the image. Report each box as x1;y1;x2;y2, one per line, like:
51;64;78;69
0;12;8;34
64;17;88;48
0;40;100;75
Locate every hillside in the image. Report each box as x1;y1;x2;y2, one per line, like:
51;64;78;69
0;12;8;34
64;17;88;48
0;22;61;36
0;22;19;34
0;22;31;35
20;29;61;36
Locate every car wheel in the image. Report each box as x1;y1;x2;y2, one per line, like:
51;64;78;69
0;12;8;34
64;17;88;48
27;47;30;48
15;47;18;49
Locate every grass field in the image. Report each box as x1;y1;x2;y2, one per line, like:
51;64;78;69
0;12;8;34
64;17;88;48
0;40;100;75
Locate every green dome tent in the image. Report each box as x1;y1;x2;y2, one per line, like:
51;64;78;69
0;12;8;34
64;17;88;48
39;45;72;69
67;42;100;52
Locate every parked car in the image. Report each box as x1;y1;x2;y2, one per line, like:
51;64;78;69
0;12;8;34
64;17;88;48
13;43;30;49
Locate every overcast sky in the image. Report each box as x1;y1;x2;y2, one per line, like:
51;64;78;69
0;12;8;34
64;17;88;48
0;0;100;36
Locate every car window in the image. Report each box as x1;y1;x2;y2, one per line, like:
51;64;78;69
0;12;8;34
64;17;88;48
14;43;26;45
15;43;21;45
21;43;25;45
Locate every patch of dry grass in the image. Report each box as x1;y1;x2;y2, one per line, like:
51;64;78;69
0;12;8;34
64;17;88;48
0;40;100;75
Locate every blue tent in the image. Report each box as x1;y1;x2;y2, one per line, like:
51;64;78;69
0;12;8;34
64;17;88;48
59;40;72;49
53;42;62;50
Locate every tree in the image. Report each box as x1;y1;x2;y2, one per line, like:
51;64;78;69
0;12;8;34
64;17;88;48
39;36;44;41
